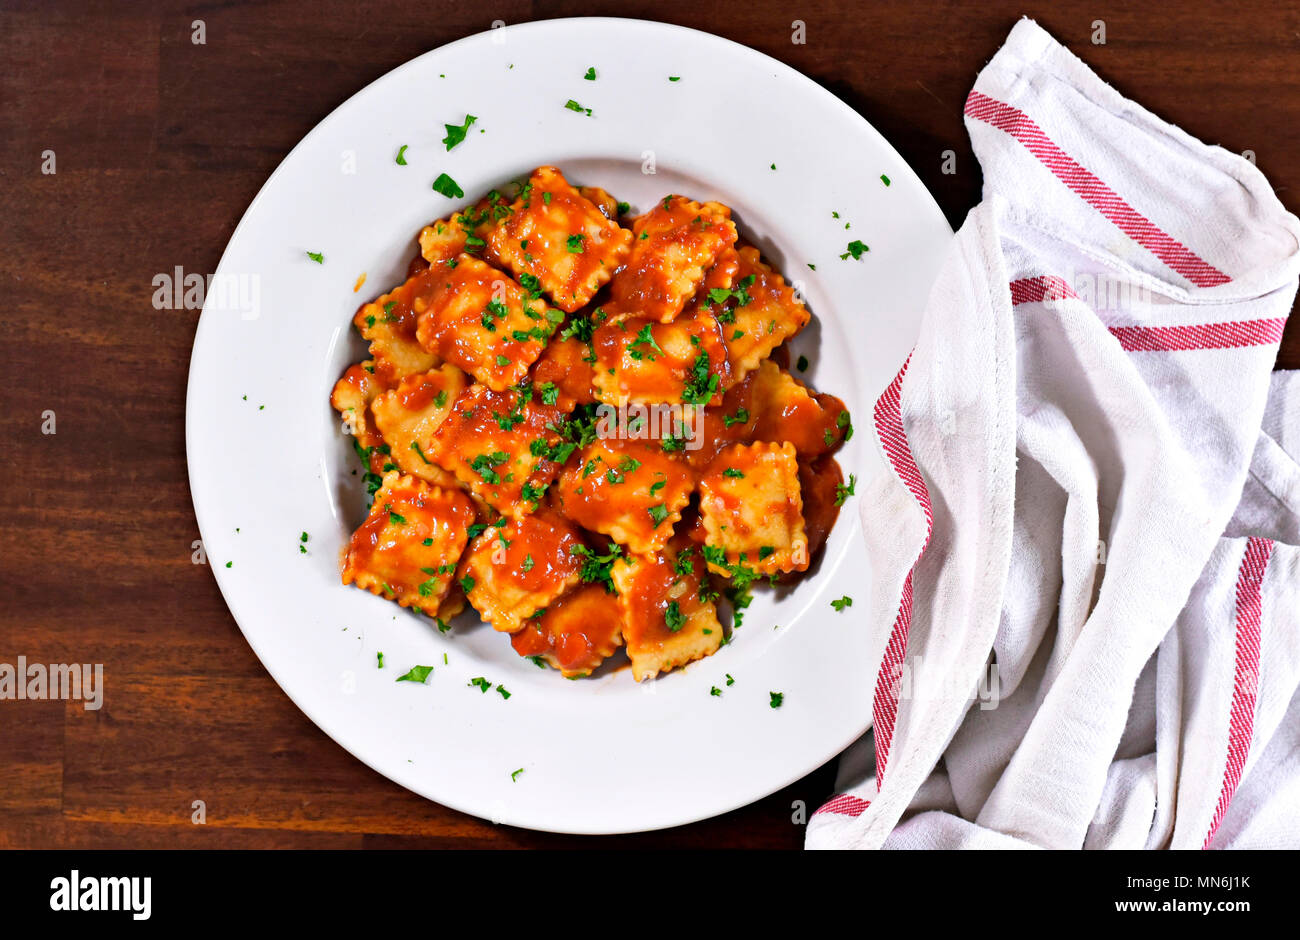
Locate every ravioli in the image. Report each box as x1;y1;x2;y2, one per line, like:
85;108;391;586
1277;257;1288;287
590;304;730;408
330;170;855;682
331;361;387;459
698;441;809;577
425;382;572;518
611;541;723;681
369;365;468;488
552;438;694;554
414;254;560;391
705;245;810;384
487;166;633;313
746;360;851;458
510;583;624;677
531;334;597;409
418;189;513;267
353;277;442;386
607;196;738;323
458;510;585;633
342;471;477;618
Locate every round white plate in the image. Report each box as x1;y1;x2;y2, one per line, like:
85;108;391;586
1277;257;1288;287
186;17;952;834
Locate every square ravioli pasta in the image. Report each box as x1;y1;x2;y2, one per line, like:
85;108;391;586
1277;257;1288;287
703;245;810;385
698;441;809;578
342;471;477;617
607;195;738;323
413;253;562;391
551;438;695;555
590;305;730;408
458;510;585;633
425;382;573;518
611;540;723;681
369;365;468;489
418;189;513;267
487;166;633;313
353;277;442;386
509;583;624;677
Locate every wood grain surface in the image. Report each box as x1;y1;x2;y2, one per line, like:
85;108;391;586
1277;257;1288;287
2;0;1297;849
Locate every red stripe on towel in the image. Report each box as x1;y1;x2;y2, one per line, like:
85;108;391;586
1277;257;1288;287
870;356;933;789
1203;536;1274;849
1110;319;1286;352
1008;277;1284;350
965;91;1231;288
814;793;872;818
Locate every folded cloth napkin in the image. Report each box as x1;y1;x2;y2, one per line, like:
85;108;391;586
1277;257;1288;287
806;18;1300;850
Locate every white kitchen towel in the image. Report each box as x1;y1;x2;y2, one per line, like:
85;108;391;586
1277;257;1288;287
806;18;1300;850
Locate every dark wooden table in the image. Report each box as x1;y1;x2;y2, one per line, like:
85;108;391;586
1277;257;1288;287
2;0;1297;849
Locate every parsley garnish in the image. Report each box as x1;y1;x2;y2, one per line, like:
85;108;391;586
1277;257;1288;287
432;172;464;198
831;595;853;612
442;114;477;150
583;67;596;80
396;665;434;684
647;503;669;526
840;239;870;261
834;473;857;506
681;353;719;405
569;543;622;593
665;601;686;632
564;99;593;116
566;233;586;253
306;251;324;264
395;145;408;165
769;691;784;709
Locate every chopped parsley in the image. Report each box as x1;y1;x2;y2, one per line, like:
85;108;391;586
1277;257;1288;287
831;595;853;612
627;322;663;361
395;145;408;165
432;172;464;198
396;665;434;684
681;353;719;405
566;233;586;253
722;407;750;429
665;600;686;632
306;251;324;264
769;691;784;709
668;76;680;82
647;503;669;527
468;676;492;693
511;767;525;781
376;652;384;669
583;66;597;80
880;173;891;186
564;99;593;116
722;467;745;479
834;473;857;506
840;239;870;261
470;451;509;484
569;543;622;593
442;114;478;151
459;575;476;594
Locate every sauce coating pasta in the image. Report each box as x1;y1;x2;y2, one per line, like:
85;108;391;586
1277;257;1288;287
330;168;853;680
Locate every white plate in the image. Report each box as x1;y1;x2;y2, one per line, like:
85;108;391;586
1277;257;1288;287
186;17;952;834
